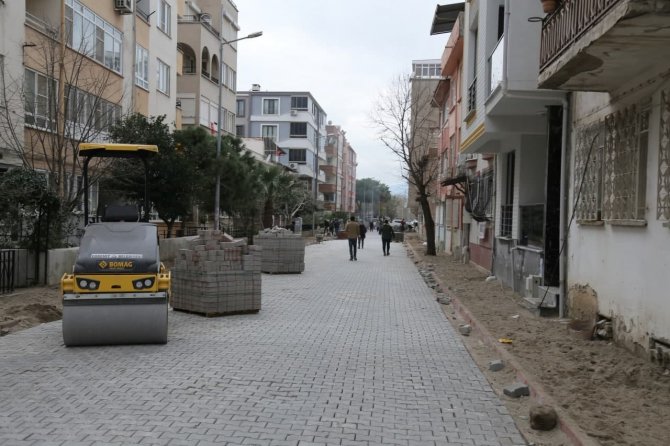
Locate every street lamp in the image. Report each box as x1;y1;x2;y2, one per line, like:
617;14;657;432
214;30;263;231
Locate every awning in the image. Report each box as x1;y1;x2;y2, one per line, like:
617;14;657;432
441;175;467;186
430;3;465;35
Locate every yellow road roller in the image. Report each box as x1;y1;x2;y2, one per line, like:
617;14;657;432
61;143;170;346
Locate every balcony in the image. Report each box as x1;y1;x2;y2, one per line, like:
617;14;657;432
488;36;504;97
539;0;670;91
319;183;336;194
319;164;336;176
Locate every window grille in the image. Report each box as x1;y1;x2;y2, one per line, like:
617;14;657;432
574;121;604;221
575;100;649;223
658;90;670;220
602;101;649;221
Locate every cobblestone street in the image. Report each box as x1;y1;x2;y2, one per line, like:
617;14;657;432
0;234;525;446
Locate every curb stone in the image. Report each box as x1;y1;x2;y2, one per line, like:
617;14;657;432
405;241;600;446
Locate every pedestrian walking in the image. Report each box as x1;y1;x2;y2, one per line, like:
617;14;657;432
358;221;367;249
380;219;395;256
334;219;341;236
345;216;360;261
329;220;335;237
369;221;374;232
323;219;330;236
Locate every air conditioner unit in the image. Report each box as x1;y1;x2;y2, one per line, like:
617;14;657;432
114;0;133;14
290;110;298;116
289;163;298;169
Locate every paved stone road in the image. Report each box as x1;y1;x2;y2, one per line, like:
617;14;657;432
0;233;526;446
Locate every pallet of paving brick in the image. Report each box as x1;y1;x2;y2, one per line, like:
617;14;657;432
255;228;305;274
170;230;262;316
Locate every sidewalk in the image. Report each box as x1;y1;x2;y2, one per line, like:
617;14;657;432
0;233;526;446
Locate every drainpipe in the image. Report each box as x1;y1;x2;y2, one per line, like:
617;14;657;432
559;94;570;319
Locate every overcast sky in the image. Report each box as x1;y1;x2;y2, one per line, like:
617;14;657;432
236;0;459;196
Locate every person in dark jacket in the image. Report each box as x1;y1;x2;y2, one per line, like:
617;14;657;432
358;221;367;249
380;219;395;256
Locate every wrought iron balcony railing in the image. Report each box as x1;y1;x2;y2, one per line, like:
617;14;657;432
540;0;622;71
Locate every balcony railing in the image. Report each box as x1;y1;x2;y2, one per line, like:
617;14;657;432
488;35;504;96
467;76;477;115
540;0;622;70
179;15;220;38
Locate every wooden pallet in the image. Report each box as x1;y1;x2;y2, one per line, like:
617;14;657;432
172;307;260;318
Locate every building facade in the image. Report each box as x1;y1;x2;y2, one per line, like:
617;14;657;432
323;123;347;211
177;0;239;134
539;0;670;357
0;0;176;215
235;87;327;204
459;0;565;299
342;139;357;214
409;59;441;235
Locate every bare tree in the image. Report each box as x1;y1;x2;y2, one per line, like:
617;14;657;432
0;17;122;212
371;74;440;255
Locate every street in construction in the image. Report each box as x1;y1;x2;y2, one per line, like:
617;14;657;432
0;233;525;446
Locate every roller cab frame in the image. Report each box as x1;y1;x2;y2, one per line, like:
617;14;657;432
61;143;170;346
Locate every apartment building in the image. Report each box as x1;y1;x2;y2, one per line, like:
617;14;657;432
323;124;346;212
0;0;26;171
539;0;670;357
409;59;441;236
342;139;357;214
177;0;239;134
235;86;327;204
0;0;178;213
459;0;565;300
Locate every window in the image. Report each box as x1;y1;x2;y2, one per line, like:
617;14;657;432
221;64;236;91
65;84;121;132
261;125;277;142
500;152;515;237
290;122;307;138
24;68;56;130
263;98;279;115
157;59;170;95
135;45;149;89
236;125;244;137
289;148;307;163
158;1;171;36
236;99;245;117
575;100;649;223
291;96;308;110
65;0;123;73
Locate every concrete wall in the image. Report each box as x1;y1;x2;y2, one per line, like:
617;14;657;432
13;236;198;287
567;77;670;355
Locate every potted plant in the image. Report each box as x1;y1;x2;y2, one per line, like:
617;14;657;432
541;0;558;14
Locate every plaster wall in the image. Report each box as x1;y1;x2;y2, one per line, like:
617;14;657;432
505;1;543;91
567;79;670;354
0;0;26;168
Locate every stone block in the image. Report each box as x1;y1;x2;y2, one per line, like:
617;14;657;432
503;382;530;398
489;360;504;372
530;405;557;431
459;324;472;336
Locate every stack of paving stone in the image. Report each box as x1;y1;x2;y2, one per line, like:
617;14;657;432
171;230;262;316
255;228;305;274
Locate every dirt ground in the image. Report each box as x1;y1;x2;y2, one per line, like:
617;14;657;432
405;234;670;446
0;285;61;336
2;234;669;445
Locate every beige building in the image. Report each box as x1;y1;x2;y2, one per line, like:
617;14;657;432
322;124;346;211
176;0;239;135
0;0;179;212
